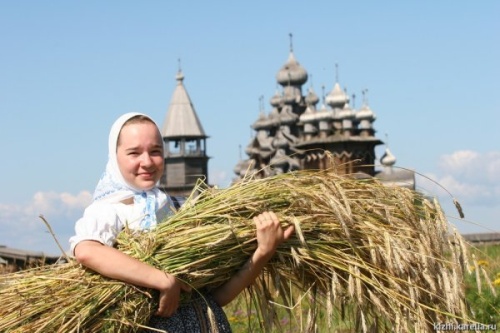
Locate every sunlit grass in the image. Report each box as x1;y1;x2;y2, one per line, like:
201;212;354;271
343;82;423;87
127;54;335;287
465;243;500;325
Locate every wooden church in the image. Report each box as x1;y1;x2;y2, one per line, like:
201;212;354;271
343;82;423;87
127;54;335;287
158;39;415;197
233;39;415;189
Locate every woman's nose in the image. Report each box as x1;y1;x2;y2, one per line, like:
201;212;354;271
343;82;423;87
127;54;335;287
140;153;153;166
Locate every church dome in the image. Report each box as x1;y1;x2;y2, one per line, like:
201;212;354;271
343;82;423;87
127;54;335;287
252;111;269;130
338;102;354;119
381;148;396;166
325;83;349;108
270;90;282;107
305;86;319;106
276;52;308;87
279;105;298;124
356;103;376;120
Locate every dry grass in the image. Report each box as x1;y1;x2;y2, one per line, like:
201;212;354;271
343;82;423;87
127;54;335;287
0;160;474;332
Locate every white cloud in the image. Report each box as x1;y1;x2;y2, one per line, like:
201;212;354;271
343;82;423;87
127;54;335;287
416;150;500;233
209;169;232;188
418;151;500;205
438;150;500;184
435;150;500;205
29;191;92;217
0;191;92;254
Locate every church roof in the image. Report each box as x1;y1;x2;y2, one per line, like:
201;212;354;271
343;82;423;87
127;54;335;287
325;82;349;108
276;51;308;86
375;168;415;189
161;71;207;138
380;147;396;166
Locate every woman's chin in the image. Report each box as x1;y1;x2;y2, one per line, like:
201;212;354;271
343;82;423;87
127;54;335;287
134;180;157;191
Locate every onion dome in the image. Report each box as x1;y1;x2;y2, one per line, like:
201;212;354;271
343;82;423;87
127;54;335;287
270;90;282;107
281;89;298;104
244;142;258;156
356;103;376;122
338;102;355;134
381;148;396;166
279;105;298;124
300;106;318;135
305;86;319;106
315;103;334;121
251;111;269;130
269;106;280;120
357;89;376;121
325;83;349;108
299;105;315;121
337;102;355;119
356;102;376;136
276;52;308;87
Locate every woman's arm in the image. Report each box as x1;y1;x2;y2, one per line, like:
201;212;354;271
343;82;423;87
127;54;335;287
74;240;191;317
211;211;294;307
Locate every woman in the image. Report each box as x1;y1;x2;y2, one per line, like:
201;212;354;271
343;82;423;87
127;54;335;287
69;112;294;332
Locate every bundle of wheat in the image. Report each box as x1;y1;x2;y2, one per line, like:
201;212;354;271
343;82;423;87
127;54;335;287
0;164;472;332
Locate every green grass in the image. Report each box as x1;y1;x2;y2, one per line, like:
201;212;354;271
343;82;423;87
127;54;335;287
465;243;500;326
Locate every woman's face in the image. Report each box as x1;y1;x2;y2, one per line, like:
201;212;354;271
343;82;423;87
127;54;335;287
116;121;164;191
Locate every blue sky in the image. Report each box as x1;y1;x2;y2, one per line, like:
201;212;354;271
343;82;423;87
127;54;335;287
0;1;498;255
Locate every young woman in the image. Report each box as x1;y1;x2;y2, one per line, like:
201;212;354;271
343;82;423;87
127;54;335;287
69;112;294;332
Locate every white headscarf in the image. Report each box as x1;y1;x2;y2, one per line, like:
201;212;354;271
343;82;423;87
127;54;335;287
93;112;169;228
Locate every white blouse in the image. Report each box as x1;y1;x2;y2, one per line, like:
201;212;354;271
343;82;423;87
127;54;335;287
69;198;174;254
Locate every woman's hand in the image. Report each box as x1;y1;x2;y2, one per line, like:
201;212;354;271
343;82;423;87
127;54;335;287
212;211;294;306
253;211;295;259
156;273;192;317
74;241;191;317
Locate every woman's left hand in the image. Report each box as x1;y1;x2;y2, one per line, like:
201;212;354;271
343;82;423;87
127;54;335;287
253;211;295;258
212;210;295;306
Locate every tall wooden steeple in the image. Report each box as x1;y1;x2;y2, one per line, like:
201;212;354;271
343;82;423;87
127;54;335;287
160;68;209;197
